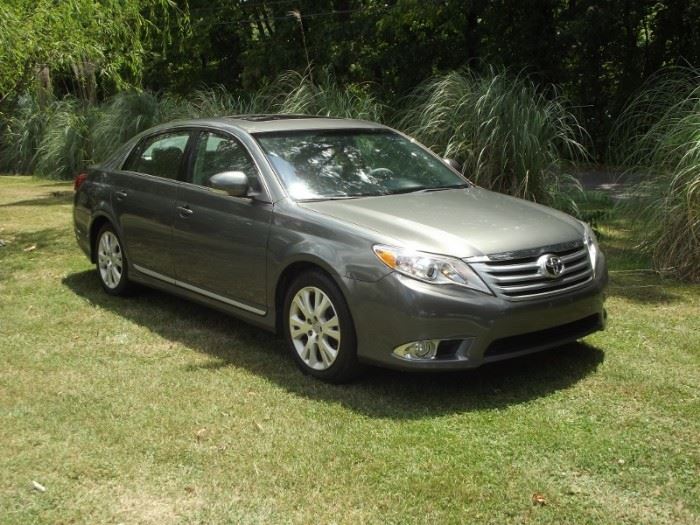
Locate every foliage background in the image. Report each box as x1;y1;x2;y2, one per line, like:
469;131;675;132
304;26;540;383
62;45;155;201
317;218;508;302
1;0;699;280
2;1;700;147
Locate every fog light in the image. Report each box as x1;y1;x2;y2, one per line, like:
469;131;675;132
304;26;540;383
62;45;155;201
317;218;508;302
393;340;440;360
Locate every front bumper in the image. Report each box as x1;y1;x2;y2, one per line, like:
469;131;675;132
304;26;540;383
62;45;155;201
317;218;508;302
345;264;607;371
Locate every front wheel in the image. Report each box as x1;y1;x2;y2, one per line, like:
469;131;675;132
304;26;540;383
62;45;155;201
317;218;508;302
283;271;362;383
95;224;133;296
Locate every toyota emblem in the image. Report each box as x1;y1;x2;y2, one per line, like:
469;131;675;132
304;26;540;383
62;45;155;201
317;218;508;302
537;254;565;278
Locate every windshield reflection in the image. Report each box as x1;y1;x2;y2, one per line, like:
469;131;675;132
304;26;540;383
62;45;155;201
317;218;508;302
255;130;468;200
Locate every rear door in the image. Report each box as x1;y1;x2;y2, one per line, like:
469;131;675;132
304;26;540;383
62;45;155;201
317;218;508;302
112;130;193;277
171;130;272;314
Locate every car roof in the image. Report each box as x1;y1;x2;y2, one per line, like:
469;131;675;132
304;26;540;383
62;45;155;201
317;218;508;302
159;115;389;134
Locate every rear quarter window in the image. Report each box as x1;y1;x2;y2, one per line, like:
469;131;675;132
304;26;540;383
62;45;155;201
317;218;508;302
123;132;190;179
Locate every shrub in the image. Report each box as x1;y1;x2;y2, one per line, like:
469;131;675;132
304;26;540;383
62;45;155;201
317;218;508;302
268;70;383;121
0;93;52;174
184;85;266;118
398;68;587;204
35;98;101;179
91;91;164;162
0;71;387;177
612;68;700;281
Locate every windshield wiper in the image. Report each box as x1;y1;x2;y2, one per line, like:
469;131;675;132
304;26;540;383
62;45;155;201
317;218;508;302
417;183;470;193
298;193;378;202
388;186;429;195
389;183;469;195
299;183;470;201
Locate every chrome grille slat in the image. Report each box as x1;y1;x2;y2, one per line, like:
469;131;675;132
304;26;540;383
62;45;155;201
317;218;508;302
490;272;546;284
500;278;593;301
482;261;540;273
561;259;589;275
491;261;590;290
469;241;593;301
488;259;590;285
499;268;592;293
560;248;588;263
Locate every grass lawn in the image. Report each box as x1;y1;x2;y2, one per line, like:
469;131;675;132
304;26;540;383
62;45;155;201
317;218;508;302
0;175;698;524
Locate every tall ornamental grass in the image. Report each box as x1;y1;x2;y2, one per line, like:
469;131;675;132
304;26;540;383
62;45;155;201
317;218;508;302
268;70;383;120
90;91;185;162
35;99;102;180
90;88;264;161
0;94;51;174
612;68;700;281
184;86;265;118
398;69;587;204
2;68;583;204
0;73;384;179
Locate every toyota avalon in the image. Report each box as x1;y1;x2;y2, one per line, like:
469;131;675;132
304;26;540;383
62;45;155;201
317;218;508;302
73;115;607;382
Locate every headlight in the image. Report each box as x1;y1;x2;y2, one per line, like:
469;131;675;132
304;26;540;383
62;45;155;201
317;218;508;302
582;223;599;277
373;244;492;294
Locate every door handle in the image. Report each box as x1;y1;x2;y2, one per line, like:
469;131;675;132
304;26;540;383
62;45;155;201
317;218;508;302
177;205;194;217
115;190;128;201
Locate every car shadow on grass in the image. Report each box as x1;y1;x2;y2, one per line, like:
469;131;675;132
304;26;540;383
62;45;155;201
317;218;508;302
0;191;73;207
607;272;685;304
1;227;73;280
63;270;605;419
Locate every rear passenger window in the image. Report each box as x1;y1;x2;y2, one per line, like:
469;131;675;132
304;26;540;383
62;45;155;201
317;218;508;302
191;132;260;191
124;132;190;179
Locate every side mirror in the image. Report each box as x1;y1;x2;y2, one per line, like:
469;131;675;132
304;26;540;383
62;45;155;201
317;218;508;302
209;171;249;197
443;158;462;173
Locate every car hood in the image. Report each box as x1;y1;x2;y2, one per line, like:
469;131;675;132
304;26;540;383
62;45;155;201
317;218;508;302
300;187;584;258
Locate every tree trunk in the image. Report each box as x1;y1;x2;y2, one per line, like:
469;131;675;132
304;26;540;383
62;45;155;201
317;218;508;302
35;64;52;108
71;59;97;104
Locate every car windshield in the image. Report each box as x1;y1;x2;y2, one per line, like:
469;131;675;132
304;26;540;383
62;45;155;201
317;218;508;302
255;129;468;200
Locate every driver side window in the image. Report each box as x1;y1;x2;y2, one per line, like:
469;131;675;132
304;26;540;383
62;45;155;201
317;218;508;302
191;132;260;191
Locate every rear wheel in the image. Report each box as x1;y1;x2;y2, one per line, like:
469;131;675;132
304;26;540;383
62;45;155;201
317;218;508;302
95;224;133;296
283;271;361;383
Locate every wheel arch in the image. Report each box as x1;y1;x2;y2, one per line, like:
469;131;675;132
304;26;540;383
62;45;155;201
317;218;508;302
274;259;346;335
88;214;113;263
88;212;127;264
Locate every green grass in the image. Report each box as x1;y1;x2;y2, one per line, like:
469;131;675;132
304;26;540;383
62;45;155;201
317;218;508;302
1;176;698;524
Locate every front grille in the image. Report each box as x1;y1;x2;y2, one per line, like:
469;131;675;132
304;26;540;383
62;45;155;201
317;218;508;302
469;241;593;301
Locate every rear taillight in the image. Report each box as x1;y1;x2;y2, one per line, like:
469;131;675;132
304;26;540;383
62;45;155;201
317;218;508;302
74;172;88;191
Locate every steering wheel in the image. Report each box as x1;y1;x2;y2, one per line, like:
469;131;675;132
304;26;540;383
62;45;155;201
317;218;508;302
369;167;394;179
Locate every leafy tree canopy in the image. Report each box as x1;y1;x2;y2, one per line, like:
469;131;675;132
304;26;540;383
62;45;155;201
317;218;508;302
0;0;182;101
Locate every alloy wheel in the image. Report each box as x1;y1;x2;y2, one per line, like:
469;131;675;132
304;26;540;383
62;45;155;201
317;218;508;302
97;231;123;289
288;286;341;370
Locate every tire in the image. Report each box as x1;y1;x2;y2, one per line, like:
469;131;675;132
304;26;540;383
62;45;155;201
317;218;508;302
283;270;362;383
95;224;133;296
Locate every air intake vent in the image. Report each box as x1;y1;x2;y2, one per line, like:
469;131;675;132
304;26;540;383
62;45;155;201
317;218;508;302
484;314;602;357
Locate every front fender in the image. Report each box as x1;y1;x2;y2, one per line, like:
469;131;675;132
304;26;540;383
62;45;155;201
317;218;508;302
266;200;392;325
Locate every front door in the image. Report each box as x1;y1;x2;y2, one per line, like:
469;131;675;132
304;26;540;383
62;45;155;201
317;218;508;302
112;130;192;277
171;131;272;315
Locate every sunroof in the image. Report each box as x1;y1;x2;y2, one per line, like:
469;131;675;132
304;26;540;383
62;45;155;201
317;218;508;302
226;114;333;122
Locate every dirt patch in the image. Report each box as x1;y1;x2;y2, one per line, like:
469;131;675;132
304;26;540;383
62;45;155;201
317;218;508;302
114;489;203;524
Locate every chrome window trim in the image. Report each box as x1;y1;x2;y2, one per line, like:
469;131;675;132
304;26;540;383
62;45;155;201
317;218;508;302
133;264;266;316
